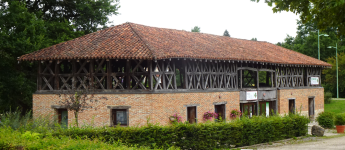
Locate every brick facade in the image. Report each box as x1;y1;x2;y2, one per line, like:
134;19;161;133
33;92;240;127
32;88;324;127
277;88;324;118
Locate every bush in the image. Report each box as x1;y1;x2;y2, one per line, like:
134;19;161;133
334;113;345;125
56;114;309;149
316;112;334;128
324;92;333;104
0;127;156;150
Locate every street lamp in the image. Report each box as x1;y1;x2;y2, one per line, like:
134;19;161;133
327;43;338;98
318;30;329;60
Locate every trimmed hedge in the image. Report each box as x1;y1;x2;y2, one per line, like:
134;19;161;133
55;114;309;149
316;112;335;128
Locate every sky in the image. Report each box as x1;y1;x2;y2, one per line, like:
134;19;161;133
109;0;300;44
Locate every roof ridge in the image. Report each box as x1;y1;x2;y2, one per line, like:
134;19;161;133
127;22;156;60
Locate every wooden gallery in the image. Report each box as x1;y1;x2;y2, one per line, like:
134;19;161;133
19;23;331;127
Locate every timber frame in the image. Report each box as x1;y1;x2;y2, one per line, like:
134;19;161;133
36;58;323;94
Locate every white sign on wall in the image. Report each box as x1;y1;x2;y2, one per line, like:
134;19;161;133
311;77;319;85
266;102;269;117
246;91;258;100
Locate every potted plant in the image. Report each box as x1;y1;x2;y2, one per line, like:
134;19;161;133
203;111;218;121
230;109;242;120
169;113;182;123
334;113;345;133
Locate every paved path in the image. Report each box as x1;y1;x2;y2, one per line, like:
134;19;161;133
258;135;345;150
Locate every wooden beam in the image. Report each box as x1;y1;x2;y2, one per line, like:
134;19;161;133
38;62;42;90
55;62;59;90
72;60;76;90
126;60;131;89
173;62;177;89
90;60;94;89
107;60;112;89
162;61;166;89
148;60;153;90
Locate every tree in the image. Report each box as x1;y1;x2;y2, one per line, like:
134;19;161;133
23;0;120;34
251;0;345;36
278;20;345;62
223;30;230;37
278;19;345;97
0;0;120;113
323;53;345;98
58;77;108;127
191;26;201;32
251;38;257;41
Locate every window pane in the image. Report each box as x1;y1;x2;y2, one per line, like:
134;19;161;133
116;111;127;125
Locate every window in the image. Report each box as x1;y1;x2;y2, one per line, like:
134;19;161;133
112;109;128;126
187;106;197;124
57;109;68;128
289;99;295;114
215;104;225;121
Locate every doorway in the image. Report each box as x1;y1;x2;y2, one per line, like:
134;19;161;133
309;98;315;120
241;102;256;118
215;104;225;121
289;99;295;114
58;109;68;128
187;106;197;124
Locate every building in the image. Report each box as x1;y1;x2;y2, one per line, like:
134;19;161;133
18;22;331;127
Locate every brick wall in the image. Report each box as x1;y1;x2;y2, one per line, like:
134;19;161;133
277;88;324;118
33;91;240;127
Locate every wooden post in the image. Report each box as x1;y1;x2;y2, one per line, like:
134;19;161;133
173;61;177;89
55;61;60;90
90;60;94;89
38;62;42;90
256;65;260;116
148;60;153;91
107;60;112;89
184;60;188;89
72;60;76;90
162;61;166;89
126;60;131;89
240;66;242;89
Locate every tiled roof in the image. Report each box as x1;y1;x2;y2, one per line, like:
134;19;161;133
19;22;331;67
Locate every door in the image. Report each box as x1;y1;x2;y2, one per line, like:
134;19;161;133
309;98;315;119
187;106;197;124
289;99;295;114
242;103;256;117
58;109;68;128
215;104;225;121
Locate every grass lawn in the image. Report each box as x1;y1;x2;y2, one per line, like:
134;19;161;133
324;100;345;114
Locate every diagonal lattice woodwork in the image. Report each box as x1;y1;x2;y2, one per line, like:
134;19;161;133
306;67;321;87
40;61;55;90
276;66;305;88
185;60;237;90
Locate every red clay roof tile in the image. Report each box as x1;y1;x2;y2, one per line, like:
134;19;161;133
18;22;331;67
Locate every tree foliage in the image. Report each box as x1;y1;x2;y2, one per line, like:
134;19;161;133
58;77;108;127
251;38;257;41
251;0;345;36
0;0;119;113
223;29;230;37
279;19;345;97
191;26;201;33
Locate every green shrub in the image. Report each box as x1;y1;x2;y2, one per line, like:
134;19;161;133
324;92;333;104
316;112;334;128
334;113;345;125
55;114;309;149
0;127;157;150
